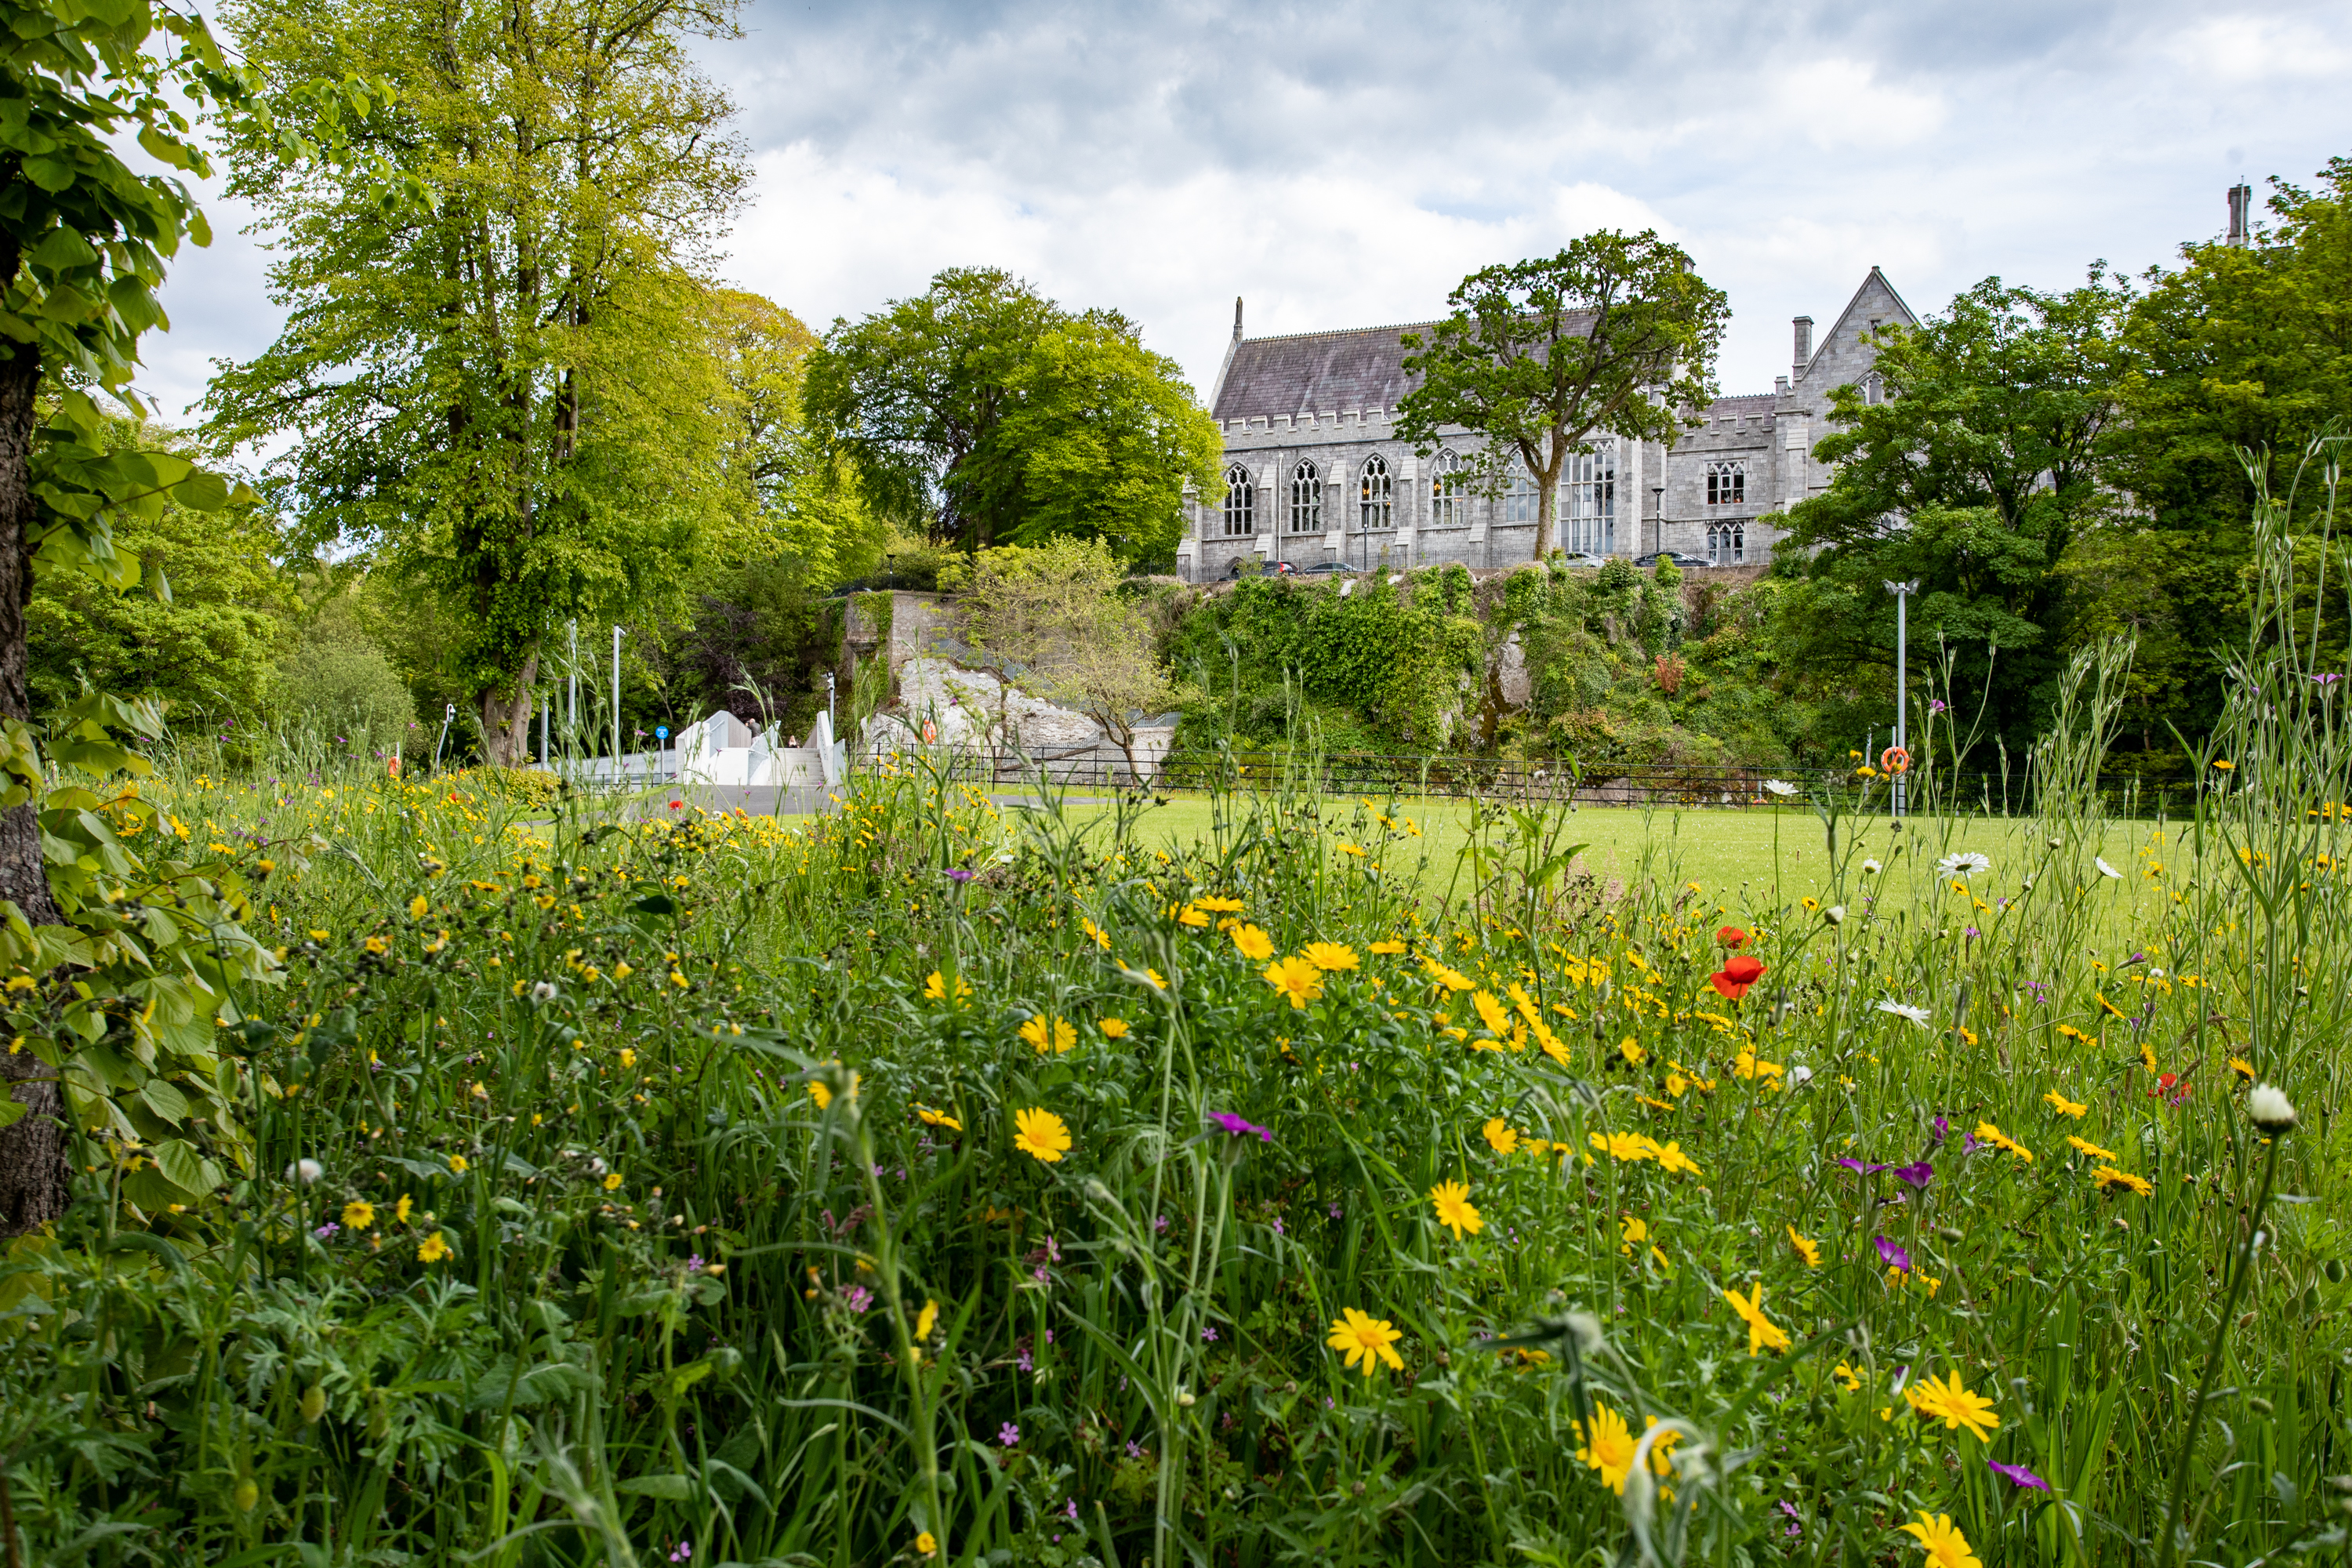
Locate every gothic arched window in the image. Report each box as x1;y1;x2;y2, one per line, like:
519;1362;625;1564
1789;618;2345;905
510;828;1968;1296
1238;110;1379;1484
1359;455;1392;531
1429;449;1465;528
1289;460;1322;533
1565;443;1617;555
1706;461;1745;507
1707;522;1748;564
1221;464;1255;536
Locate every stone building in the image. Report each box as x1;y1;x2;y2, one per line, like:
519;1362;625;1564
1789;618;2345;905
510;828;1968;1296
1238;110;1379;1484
1174;268;1916;582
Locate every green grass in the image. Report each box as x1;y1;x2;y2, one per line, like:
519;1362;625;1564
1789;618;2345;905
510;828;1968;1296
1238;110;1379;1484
1;641;2342;1568
1060;794;2187;927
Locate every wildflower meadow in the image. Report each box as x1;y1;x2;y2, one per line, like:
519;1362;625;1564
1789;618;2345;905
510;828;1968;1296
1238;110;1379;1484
3;495;2350;1568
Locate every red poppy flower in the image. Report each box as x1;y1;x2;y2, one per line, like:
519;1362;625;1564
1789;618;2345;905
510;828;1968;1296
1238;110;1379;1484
2147;1072;2191;1104
668;799;684;811
1716;925;1751;949
1710;953;1766;1000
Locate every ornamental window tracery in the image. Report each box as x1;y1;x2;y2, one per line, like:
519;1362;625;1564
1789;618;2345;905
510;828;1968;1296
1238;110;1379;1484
1289;461;1322;532
1359;455;1392;531
1221;464;1255;536
1706;461;1745;507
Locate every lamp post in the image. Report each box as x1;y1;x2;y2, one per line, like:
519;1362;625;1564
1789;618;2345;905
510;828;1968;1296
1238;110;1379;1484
1884;579;1920;817
1650;485;1664;559
612;626;625;773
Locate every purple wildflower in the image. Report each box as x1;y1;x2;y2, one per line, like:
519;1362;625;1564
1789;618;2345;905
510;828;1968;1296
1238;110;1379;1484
1873;1236;1912;1271
999;1423;1021;1447
684;1254;706;1273
312;1222;340;1240
1988;1459;2050;1490
1835;1159;1892;1175
1018;1347;1033;1372
946;867;975;884
1065;1499;1080;1521
1208;1110;1273;1144
1893;1161;1934;1189
1202;1326;1218;1343
1127;1440;1144;1459
668;1544;691;1564
1931;1116;1948;1146
843;1284;873;1312
1271;1215;1285;1235
1964;927;1980;940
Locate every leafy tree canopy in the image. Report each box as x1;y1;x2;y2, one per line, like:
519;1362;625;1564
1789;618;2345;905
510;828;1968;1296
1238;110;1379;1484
1396;232;1730;559
1768;274;2130;758
206;0;755;764
28;417;293;729
807;267;1220;561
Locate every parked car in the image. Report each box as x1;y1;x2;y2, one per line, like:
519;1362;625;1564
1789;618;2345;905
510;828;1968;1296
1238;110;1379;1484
1634;550;1711;569
1556;552;1610;570
1294;561;1359;575
1225;558;1297;579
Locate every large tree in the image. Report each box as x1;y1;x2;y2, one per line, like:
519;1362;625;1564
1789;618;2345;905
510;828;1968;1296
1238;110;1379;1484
0;0;273;1233
206;0;753;764
807;268;1220;559
711;288;881;586
2089;158;2352;746
1396;232;1730;560
1766;274;2130;757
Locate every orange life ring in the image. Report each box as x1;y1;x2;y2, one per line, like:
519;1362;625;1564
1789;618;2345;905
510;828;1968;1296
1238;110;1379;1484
1880;746;1911;775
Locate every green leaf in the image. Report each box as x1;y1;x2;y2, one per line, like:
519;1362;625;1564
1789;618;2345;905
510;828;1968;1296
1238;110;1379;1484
139;1076;190;1123
169;471;228;511
22;155;77;192
27;229;98;269
630;893;677;916
151;1137;217;1193
614;1475;694;1501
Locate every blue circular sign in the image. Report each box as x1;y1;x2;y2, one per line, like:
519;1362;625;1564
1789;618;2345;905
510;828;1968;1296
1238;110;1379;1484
655;726;670;740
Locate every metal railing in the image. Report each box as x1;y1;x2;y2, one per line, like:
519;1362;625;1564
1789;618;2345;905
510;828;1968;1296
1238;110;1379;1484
860;744;2201;817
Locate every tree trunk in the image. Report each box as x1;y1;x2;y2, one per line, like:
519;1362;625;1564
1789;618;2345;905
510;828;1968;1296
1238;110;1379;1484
1533;456;1556;560
0;335;70;1236
476;652;540;768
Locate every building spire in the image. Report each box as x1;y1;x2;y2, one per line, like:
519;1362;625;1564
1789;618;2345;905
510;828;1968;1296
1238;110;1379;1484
2227;183;2252;246
1233;296;1244;341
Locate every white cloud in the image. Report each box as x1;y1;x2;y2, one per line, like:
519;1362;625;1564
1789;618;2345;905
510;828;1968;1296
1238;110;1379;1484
147;0;2352;424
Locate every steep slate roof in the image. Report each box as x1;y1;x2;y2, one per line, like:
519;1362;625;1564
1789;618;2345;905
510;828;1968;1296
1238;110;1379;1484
1210;322;1439;422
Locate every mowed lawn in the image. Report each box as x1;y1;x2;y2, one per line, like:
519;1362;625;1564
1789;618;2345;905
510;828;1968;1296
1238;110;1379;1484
1024;793;2191;925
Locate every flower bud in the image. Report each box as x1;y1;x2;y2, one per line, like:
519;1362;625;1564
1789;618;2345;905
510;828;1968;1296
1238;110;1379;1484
2249;1083;2297;1132
286;1158;323;1184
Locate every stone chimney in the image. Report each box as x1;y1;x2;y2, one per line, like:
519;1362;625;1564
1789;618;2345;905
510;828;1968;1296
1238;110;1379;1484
1233;296;1245;341
2227;183;2252;247
1792;316;1814;377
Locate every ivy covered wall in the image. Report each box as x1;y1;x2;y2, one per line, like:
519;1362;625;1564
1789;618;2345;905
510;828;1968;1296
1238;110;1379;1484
1163;560;1828;770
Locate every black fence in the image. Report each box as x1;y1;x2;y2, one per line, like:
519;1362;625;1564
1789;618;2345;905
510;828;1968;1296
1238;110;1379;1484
886;746;2201;818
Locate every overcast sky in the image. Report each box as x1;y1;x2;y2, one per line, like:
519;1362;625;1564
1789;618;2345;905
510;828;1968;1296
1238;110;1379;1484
145;0;2349;425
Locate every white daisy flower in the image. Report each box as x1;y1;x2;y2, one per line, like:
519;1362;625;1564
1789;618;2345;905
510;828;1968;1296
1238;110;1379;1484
1935;851;1991;878
1861;858;1882;874
2095;858;2122;880
1875;1000;1931;1025
1762;779;1798;797
286;1159;324;1185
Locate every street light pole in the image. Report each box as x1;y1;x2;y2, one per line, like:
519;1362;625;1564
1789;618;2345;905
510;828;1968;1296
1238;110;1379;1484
612;625;625;773
1883;579;1920;817
1650;485;1664;558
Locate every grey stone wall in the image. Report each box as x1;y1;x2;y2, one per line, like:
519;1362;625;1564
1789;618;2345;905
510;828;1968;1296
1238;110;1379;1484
1178;267;1918;581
